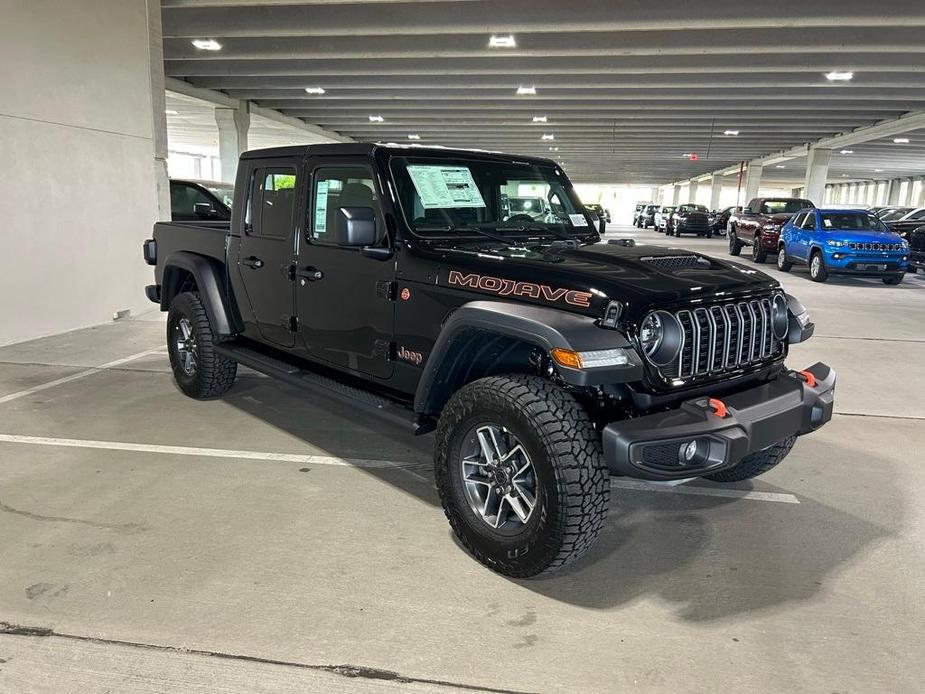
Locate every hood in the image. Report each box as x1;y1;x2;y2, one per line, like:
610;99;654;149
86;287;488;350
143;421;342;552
419;240;780;320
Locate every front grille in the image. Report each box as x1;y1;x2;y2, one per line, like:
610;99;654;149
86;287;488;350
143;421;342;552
653;297;785;380
847;242;903;251
642;255;710;271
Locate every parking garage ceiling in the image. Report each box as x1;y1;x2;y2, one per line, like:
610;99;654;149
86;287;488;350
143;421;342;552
161;0;925;185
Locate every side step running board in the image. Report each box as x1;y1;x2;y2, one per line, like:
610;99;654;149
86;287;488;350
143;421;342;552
213;343;429;434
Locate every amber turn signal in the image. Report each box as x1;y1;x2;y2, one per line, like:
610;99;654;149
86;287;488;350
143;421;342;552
550;348;582;369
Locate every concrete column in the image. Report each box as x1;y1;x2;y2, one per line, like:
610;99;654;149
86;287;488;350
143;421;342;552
709;174;723;211
147;0;170;220
743;161;763;203
803;147;832;206
672;185;681;206
916;178;925;206
688;179;699;205
215;101;250;183
886;179;900;205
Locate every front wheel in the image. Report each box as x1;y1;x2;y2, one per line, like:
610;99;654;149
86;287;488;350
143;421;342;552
882;275;903;285
705;437;796;482
435;375;610;578
809;251;828;282
728;229;742;256
167;292;237;399
777;246;793;272
752;234;768;263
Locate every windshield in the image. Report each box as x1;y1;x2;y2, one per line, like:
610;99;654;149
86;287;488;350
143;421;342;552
819;213;889;232
680;204;707;213
879;208;912;221
390;156;591;237
204;183;234;208
760;199;812;215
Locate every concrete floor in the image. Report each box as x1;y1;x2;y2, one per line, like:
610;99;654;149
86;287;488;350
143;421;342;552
1;227;924;693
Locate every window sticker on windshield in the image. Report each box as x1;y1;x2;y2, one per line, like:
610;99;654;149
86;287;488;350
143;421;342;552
406;165;486;209
823;217;832;228
314;180;330;234
568;213;588;227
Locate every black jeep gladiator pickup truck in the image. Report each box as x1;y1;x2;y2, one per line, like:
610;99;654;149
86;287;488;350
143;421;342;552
144;143;835;577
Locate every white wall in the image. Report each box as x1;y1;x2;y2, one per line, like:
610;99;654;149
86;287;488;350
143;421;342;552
0;0;160;345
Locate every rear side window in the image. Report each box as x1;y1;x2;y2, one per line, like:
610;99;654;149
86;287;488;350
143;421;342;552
311;167;379;244
246;167;298;239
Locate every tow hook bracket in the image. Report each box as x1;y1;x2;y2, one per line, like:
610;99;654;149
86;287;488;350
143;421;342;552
707;398;728;418
796;370;817;387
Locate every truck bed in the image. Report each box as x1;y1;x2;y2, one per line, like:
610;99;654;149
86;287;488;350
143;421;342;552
152;221;230;281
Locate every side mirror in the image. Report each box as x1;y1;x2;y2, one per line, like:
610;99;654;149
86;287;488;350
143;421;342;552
743;207;753;215
193;202;216;218
334;207;377;247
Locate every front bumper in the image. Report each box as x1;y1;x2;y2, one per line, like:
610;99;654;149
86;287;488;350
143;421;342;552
602;362;835;480
824;251;907;274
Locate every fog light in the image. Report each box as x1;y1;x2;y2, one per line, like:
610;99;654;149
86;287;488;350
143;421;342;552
832;253;842;259
681;440;698;462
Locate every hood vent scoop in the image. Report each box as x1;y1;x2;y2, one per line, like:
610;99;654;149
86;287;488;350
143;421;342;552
642;255;711;271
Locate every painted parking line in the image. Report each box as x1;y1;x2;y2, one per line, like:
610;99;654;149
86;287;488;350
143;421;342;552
611;478;799;504
0;348;163;405
0;433;798;502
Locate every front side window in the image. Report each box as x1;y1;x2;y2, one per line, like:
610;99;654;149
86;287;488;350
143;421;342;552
311;167;379;244
170;182;213;219
248;167;297;239
390;156;588;238
906;208;925;221
800;212;817;230
818;213;887;231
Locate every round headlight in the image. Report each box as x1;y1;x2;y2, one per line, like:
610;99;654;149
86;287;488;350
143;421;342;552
771;294;789;340
639;310;683;366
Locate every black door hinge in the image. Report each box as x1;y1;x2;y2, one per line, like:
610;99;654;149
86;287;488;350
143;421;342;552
373;339;393;360
376;280;397;301
287;316;299;332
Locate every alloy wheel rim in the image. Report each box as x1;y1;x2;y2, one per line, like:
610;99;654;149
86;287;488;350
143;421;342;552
174;317;198;376
460;424;537;529
779;249;786;267
812;256;821;276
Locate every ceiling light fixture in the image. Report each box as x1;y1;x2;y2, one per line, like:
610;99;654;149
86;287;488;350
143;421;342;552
894;137;910;144
516;86;537;96
723;129;740;136
839;149;854;154
532;115;547;123
825;71;853;82
304;87;326;95
489;34;516;48
541;133;554;141
874;168;884;172
164;109;178;115
775;164;786;169
368;115;385;122
407;134;421;140
191;39;222;51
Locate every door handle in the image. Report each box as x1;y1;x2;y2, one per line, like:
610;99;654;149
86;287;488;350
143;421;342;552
242;256;264;269
296;266;324;282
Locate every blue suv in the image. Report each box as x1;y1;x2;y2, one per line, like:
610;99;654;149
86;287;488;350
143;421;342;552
776;208;908;285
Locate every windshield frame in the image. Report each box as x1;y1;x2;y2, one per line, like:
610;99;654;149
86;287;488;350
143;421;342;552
386;152;595;241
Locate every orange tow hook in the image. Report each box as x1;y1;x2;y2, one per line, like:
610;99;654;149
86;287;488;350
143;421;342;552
707;398;728;418
798;370;817;387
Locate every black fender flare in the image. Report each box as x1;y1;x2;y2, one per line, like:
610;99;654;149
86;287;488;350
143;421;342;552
413;300;644;415
160;251;239;336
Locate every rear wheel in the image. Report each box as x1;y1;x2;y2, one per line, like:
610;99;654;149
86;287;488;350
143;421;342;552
435;375;610;578
167;292;237;399
728;228;742;255
751;234;768;263
809;251;828;282
705;437;796;482
777;246;793;272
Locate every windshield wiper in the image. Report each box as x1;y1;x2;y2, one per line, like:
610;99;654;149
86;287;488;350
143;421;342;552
414;224;523;246
497;223;588;244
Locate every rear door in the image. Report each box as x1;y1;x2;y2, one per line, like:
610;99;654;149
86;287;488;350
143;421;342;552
296;159;395;379
235;161;301;348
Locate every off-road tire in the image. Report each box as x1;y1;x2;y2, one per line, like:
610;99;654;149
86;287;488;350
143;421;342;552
752;234;768;263
435;375;610;578
167;292;237;399
809;250;828;282
777;245;793;272
728;228;742;255
704;436;796;482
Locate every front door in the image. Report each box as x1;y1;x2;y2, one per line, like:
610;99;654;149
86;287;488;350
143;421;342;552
235;162;300;348
296;161;395;379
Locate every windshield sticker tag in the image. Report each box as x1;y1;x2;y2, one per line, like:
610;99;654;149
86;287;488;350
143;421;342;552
568;214;588;227
823;218;832;228
406;165;486;209
314;180;330;234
